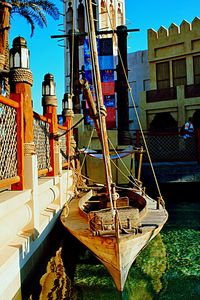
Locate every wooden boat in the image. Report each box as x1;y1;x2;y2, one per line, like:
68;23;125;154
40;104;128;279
61;187;168;291
61;0;168;291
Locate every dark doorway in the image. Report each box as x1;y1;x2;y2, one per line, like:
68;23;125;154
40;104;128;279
150;112;178;132
193;110;200;129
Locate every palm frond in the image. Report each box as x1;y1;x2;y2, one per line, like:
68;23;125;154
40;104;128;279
7;0;60;36
13;10;36;37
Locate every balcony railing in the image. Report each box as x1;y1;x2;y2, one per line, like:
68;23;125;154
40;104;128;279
185;84;200;98
118;129;200;163
146;87;177;103
136;130;198;162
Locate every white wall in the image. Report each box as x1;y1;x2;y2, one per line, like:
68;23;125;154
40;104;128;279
128;50;150;130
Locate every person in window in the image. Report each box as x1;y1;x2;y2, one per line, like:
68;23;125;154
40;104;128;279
183;117;194;139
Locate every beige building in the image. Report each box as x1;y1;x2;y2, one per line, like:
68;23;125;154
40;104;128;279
140;17;200;131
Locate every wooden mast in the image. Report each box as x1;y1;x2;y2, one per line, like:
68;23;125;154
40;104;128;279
86;0;117;208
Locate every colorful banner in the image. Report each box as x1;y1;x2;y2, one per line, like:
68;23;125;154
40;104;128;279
102;82;115;96
104;95;115;107
84;38;116;128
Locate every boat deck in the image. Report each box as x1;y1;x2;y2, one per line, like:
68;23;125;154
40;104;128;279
61;192;168;237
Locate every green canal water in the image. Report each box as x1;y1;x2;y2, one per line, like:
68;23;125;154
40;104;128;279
29;184;200;300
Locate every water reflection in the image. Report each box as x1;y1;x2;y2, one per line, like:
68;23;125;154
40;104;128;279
72;234;166;300
37;200;200;300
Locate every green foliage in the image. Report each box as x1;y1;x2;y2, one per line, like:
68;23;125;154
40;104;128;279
4;0;60;36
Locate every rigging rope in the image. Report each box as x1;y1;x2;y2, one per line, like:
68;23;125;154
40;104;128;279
78;127;95;181
108;137;141;188
70;0;75;96
103;1;163;199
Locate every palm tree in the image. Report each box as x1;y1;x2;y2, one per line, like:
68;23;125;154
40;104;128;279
5;0;60;37
0;0;60;95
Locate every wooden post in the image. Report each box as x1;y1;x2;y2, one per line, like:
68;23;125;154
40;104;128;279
116;25;129;144
0;2;11;58
62;93;74;159
10;93;24;190
42;73;59;176
0;2;11;96
9;37;34;148
87;0;117;207
46;107;59;176
68;31;81;113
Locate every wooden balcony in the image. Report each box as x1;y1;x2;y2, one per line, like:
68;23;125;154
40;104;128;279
185;83;200;98
146;87;177;103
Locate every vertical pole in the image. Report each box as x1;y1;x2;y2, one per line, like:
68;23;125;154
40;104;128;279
0;2;11;96
45;106;59;176
69;31;81;113
87;0;117;206
62;93;74;159
10;93;24;190
116;25;129;144
42;74;59;176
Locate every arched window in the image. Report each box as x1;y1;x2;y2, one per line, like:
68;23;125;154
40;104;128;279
109;0;116;29
14;52;20;68
92;0;98;32
66;2;73;33
77;0;85;44
117;2;123;26
101;0;108;30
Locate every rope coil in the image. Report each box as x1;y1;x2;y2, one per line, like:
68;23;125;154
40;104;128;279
24;142;36;155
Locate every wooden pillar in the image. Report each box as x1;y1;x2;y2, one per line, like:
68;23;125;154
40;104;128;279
10;37;34;148
68;31;81;113
62;93;74;158
116;25;129;144
10;93;25;190
42;73;59;176
0;2;11;96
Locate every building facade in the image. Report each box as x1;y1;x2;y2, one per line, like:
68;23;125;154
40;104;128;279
140;17;200;131
63;0;126;129
128;50;150;130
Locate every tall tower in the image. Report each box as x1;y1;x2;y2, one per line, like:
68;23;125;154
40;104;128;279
63;0;126;130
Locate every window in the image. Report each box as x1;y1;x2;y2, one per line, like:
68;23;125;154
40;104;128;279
193;55;200;84
66;3;73;33
77;0;85;45
110;0;116;29
117;3;123;26
92;0;98;32
101;0;108;30
143;79;150;91
172;58;186;86
156;62;170;89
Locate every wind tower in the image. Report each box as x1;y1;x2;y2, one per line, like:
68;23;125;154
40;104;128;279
63;0;127;134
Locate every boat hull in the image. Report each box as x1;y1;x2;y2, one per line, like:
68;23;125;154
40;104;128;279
61;192;168;291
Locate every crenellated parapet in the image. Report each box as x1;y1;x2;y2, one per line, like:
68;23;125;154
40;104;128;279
148;17;200;61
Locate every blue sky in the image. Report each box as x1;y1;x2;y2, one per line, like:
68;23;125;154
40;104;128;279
9;0;199;114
